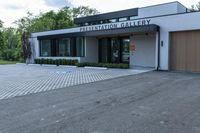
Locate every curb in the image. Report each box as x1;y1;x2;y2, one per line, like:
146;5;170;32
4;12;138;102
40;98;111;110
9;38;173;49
84;66;108;70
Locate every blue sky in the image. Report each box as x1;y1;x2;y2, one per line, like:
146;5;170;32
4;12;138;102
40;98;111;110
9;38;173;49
0;0;199;27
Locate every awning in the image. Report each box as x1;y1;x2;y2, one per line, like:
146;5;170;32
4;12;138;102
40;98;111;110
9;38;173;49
37;24;159;40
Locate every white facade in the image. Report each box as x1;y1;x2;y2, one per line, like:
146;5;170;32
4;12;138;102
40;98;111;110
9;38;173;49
130;34;156;68
31;2;200;70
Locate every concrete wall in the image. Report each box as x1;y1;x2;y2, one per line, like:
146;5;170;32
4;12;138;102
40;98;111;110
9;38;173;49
136;2;186;19
177;3;187;13
33;38;40;58
80;37;98;63
130;34;156;68
149;12;200;70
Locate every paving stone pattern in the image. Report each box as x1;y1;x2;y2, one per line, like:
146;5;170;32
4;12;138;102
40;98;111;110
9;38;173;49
0;65;151;100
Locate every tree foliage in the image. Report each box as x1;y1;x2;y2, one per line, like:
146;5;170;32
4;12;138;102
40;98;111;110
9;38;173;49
70;6;99;18
0;20;5;54
0;6;99;61
1;28;21;61
191;2;200;11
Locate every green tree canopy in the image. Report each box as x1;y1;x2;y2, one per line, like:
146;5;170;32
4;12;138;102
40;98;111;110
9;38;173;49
0;6;99;61
1;28;21;61
15;6;99;34
70;6;99;18
191;2;200;11
0;20;5;53
0;20;3;28
10;6;99;61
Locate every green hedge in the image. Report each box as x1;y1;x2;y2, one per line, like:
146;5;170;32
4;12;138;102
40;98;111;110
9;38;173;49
34;59;129;69
34;59;78;66
76;62;129;69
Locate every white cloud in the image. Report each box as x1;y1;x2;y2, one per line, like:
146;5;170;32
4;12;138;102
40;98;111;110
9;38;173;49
0;0;58;27
0;0;199;27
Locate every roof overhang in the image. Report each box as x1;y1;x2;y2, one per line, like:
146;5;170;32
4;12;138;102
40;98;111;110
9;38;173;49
37;24;159;40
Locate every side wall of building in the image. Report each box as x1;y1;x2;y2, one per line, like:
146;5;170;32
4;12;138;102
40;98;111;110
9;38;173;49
134;2;186;20
150;12;200;70
130;34;156;68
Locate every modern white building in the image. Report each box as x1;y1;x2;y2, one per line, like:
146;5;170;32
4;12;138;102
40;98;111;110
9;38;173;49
31;1;200;72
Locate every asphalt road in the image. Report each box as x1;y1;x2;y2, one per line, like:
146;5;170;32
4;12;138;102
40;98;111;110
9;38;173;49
1;71;200;133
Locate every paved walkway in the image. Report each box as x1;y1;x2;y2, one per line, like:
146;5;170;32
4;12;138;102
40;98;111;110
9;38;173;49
0;64;152;100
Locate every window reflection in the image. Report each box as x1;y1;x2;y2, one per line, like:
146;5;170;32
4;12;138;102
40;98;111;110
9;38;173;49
39;37;85;57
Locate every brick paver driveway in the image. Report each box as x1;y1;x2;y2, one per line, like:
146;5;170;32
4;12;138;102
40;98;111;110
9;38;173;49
0;64;151;100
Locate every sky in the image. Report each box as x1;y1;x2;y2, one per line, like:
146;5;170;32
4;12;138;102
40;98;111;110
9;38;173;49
0;0;199;27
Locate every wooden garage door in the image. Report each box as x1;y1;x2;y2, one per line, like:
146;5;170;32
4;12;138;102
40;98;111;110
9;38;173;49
170;30;200;72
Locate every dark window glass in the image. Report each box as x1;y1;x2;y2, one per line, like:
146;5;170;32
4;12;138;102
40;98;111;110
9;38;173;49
111;38;120;63
121;38;130;63
130;16;135;20
109;19;117;23
59;38;71;56
76;37;85;57
99;38;109;63
52;39;59;57
40;40;51;57
119;17;128;22
40;37;85;57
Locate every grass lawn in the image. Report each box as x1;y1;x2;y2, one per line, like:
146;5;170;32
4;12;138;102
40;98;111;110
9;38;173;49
0;60;17;65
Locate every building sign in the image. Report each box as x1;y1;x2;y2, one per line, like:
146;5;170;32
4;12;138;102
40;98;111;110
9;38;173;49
80;19;151;32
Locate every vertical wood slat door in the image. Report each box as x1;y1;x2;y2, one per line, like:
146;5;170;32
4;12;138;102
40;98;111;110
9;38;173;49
170;30;200;72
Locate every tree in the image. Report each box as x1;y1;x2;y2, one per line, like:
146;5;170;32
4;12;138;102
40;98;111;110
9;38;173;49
31;6;99;32
14;12;33;61
0;20;3;28
0;20;5;54
70;6;99;18
191;2;200;11
13;6;99;62
1;28;21;61
31;9;74;32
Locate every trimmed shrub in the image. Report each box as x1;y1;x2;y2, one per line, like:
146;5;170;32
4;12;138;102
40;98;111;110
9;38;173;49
34;59;78;66
76;62;129;69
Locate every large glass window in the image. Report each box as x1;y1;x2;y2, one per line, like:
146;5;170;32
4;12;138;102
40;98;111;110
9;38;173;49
40;37;85;57
40;40;51;57
109;19;117;23
119;17;128;22
130;16;136;20
76;37;85;57
59;38;71;56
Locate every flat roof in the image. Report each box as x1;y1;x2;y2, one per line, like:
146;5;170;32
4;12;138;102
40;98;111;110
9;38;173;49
74;1;187;25
74;8;138;25
37;24;159;40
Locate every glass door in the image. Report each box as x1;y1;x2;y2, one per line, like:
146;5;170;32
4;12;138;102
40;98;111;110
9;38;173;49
121;38;130;63
111;38;120;63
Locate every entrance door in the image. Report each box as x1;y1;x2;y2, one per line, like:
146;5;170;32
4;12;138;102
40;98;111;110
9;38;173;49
121;38;130;63
99;37;130;64
111;38;120;63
